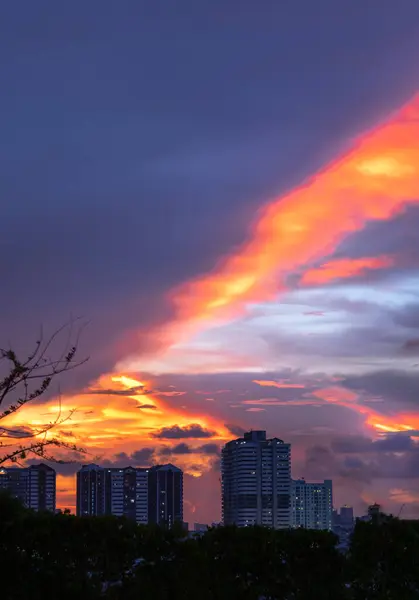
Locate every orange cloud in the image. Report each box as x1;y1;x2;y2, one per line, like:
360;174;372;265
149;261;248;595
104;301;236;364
312;387;419;435
365;413;419;434
311;387;359;404
241;385;419;440
300;255;394;286
5;373;230;487
56;474;76;512
253;379;306;389
389;488;419;504
239;385;419;437
170;95;419;326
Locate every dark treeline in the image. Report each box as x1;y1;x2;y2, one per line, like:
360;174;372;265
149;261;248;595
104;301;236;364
1;493;419;600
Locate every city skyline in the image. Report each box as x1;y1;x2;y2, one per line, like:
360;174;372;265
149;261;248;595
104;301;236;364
76;463;183;527
0;433;353;531
0;443;388;537
2;2;419;525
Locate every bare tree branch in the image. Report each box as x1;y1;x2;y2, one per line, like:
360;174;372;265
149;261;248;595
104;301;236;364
0;438;86;466
0;319;88;465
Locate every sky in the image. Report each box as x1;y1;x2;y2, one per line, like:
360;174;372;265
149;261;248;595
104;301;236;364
2;0;419;524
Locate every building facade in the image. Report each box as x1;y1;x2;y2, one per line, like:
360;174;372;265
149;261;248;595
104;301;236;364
76;464;107;517
221;430;291;528
76;463;182;526
108;466;148;524
77;464;148;523
291;479;333;530
148;464;183;527
0;463;56;511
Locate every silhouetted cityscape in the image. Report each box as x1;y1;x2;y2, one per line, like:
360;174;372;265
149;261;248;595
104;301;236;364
1;431;363;546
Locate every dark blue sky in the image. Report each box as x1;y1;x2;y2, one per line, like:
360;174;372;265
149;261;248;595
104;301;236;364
2;1;419;365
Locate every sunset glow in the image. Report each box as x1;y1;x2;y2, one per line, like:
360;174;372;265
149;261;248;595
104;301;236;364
253;380;306;389
3;82;419;522
21;94;419;517
300;256;394;286
171;96;419;326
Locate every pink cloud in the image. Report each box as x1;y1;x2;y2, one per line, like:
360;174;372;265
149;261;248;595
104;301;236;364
253;379;306;389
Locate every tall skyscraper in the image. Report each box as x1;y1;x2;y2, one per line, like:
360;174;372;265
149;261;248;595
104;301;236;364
76;463;182;526
0;463;56;512
148;464;183;527
291;479;333;530
221;430;291;528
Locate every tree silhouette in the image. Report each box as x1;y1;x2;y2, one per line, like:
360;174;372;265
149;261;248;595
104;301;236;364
0;319;88;465
4;497;419;600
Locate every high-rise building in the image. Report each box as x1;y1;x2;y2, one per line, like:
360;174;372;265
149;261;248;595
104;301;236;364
0;463;56;512
0;465;28;504
148;464;183;527
76;463;182;526
107;466;148;523
221;430;291;528
76;464;148;523
76;464;107;517
291;479;333;530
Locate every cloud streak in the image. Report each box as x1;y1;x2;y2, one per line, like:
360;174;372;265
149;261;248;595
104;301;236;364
253;379;306;389
300;255;394;286
169;95;419;331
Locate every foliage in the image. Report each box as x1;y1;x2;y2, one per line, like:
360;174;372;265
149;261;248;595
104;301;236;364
0;320;87;465
0;491;138;600
2;497;418;599
347;517;419;599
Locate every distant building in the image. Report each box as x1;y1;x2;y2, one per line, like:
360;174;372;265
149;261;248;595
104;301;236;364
332;505;355;550
0;463;56;512
291;479;333;530
221;430;291;528
368;503;381;518
340;505;354;527
76;463;182;526
148;464;183;527
194;522;208;532
355;503;386;524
